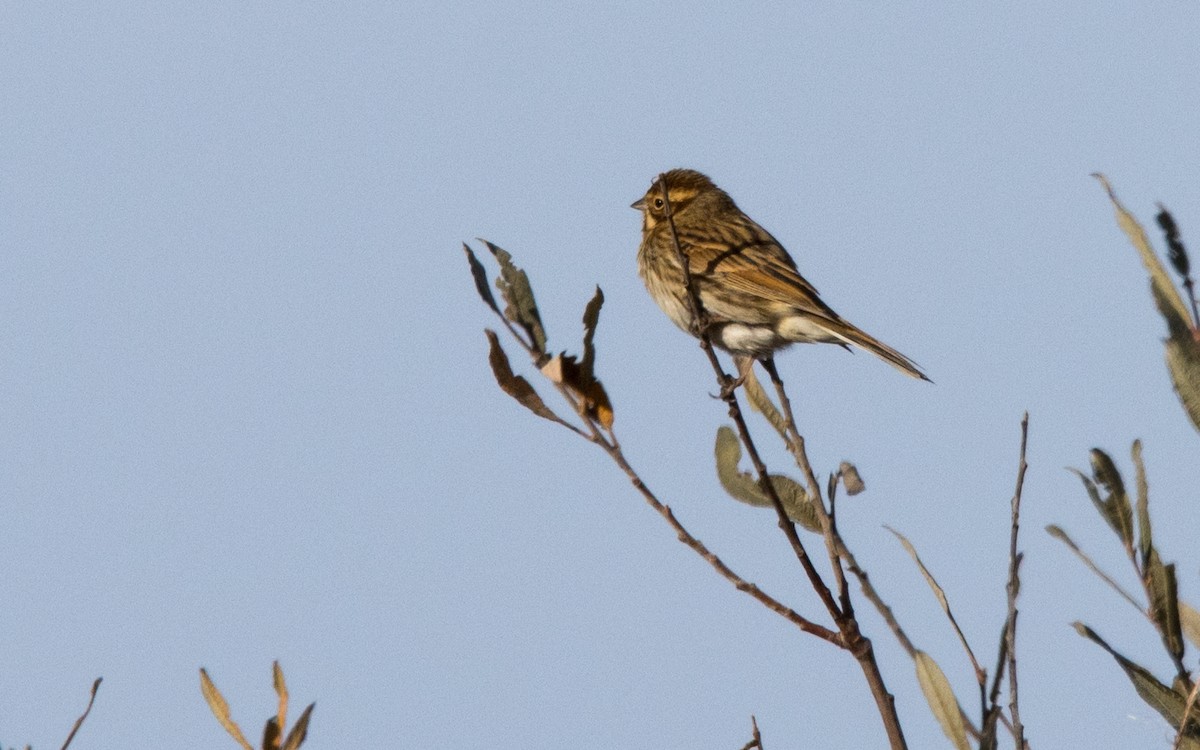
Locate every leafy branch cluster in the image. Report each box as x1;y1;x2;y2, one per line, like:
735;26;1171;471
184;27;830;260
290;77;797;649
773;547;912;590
463;173;1034;749
1045;178;1200;749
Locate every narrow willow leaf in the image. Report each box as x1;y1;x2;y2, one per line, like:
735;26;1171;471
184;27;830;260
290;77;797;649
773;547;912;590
1095;174;1191;324
839;462;866;495
1046;524;1144;611
199;669;255;750
463;243;500;314
1145;552;1185;663
1165;334;1200;435
742;368;790;440
889;528;951;615
272;661;288;747
1073;622;1198;736
484;241;548;354
1132;440;1151;568
485;330;570;427
1180;602;1200;651
1068;469;1106;527
282;703;315;750
713;426;819;531
914;650;970;750
263;717;282;750
1086;450;1134;550
888;526;980;672
581;286;603;377
1096;177;1200;434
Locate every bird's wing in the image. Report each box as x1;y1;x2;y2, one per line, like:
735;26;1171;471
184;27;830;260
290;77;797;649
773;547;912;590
682;214;843;322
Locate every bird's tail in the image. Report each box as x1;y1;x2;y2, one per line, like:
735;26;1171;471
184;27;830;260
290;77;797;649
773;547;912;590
823;320;931;382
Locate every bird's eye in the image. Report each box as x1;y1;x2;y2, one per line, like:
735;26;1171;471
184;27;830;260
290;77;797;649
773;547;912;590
653;197;664;210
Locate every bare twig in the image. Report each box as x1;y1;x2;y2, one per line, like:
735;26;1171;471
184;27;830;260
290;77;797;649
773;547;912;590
738;715;764;750
60;678;102;750
597;434;840;644
841;548;916;657
762;356;852;619
1005;413;1030;749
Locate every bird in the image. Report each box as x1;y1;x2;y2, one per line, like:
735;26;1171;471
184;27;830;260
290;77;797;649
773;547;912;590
633;168;929;384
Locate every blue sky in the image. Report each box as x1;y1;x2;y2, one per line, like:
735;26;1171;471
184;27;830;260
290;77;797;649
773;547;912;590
4;3;1200;748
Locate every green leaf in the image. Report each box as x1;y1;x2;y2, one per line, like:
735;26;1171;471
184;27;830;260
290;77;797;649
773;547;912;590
484;330;570;427
199;668;255;750
484;240;548;354
1144;551;1185;664
1132;440;1151;568
914;650;970;750
713;426;819;532
1073;622;1199;737
463;243;500;315
1180;601;1200;651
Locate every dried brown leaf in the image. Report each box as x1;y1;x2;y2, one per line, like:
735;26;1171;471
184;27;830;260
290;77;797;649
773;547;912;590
839;462;865;495
463;243;500;315
485;330;570;427
281;703;314;750
540;352;614;430
199;668;255;750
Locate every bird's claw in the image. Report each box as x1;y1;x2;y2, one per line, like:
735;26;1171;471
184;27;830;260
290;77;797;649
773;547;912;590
715;373;745;400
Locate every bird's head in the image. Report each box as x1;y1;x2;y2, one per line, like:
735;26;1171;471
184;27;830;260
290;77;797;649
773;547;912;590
631;169;720;231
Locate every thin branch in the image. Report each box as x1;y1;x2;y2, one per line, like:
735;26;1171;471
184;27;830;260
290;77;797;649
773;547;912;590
738;715;764;750
1005;413;1030;749
841;547;915;657
598;434;840;645
761;357;852;619
60;678;102;750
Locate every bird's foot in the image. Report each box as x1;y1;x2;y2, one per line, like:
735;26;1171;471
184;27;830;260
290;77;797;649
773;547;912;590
715;372;746;400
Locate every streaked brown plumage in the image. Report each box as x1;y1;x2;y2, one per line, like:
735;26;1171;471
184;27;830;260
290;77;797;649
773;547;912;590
633;169;929;381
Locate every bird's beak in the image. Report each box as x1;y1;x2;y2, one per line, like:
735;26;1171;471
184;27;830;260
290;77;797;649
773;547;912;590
630;198;646;210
